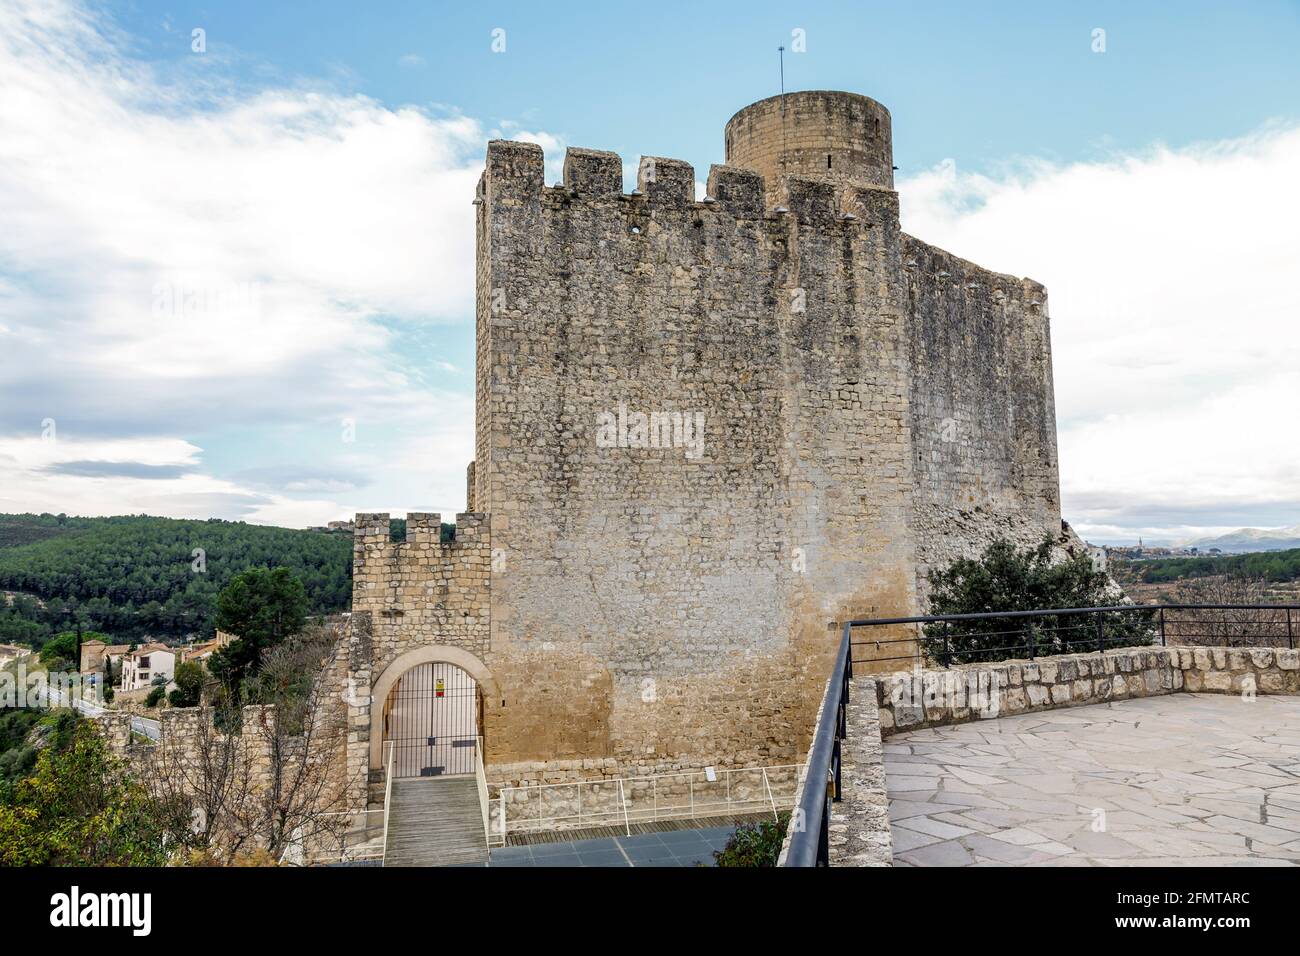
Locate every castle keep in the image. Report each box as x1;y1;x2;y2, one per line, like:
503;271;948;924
345;91;1067;801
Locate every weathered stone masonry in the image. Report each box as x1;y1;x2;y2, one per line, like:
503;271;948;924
349;90;1067;792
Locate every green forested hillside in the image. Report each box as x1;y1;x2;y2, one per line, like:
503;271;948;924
0;514;352;646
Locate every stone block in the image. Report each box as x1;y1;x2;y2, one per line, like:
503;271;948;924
1250;648;1275;670
1203;671;1232;692
563;147;622;195
705;164;765;215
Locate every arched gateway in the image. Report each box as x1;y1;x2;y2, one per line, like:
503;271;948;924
383;662;479;777
368;646;498;778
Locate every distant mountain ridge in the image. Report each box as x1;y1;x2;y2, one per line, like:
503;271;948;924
1177;525;1300;553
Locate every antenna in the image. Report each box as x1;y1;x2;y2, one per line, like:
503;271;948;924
778;45;787;181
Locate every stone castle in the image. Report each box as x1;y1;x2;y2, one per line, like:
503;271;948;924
342;90;1074;803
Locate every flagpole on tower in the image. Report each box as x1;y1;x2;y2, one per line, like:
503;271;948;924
778;45;787;180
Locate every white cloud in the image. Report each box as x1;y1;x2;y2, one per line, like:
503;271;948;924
898;126;1300;543
0;0;536;525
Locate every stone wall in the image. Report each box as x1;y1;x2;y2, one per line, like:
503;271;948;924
351;512;491;667
874;644;1300;734
725;90;895;195
473;135;920;775
99;702;357;860
902;237;1061;603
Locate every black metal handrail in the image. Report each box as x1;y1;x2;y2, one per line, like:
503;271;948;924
784;622;852;867
781;601;1300;866
847;602;1298;669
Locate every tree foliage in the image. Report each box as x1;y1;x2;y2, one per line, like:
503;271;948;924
1122;547;1300;585
38;630;79;667
208;567;310;688
0;719;189;866
923;537;1153;664
169;660;206;707
713;812;790;867
0;709;81;802
0;513;351;646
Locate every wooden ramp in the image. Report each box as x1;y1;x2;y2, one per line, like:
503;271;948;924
384;776;488;867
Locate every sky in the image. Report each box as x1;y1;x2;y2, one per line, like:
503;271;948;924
0;0;1298;545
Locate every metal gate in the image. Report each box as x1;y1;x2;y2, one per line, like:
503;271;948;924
382;662;481;778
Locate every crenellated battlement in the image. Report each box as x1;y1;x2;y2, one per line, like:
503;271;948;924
350;512;491;664
483;139;907;230
353;512;488;549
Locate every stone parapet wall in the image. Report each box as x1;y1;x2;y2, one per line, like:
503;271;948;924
874;644;1300;734
1177;645;1300;693
351;512;491;675
827;681;892;866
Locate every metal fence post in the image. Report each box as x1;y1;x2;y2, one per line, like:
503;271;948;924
1288;608;1294;651
817;791;830;866
1159;607;1166;646
832;737;842;802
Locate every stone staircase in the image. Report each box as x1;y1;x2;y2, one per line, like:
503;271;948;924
383;776;489;867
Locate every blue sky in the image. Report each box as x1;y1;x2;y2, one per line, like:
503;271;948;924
110;1;1300;172
2;0;1299;544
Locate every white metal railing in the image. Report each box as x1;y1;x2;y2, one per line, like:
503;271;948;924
298;807;386;866
380;740;396;866
474;735;490;847
491;763;802;844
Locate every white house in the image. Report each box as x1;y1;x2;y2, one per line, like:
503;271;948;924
119;644;176;692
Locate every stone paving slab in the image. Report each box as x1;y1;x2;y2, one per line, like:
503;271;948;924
885;694;1300;866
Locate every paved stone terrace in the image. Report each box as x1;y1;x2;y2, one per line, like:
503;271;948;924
885;694;1300;866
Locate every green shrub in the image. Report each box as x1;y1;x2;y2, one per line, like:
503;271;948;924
713;812;790;867
922;537;1153;665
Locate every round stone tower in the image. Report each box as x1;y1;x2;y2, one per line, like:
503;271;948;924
724;90;894;197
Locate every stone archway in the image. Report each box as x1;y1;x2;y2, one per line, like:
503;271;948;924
368;646;499;773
